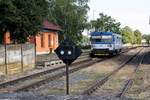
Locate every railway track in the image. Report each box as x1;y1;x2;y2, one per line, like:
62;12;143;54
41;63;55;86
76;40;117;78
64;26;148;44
36;47;137;67
14;58;103;92
36;50;90;67
0;57;106;92
116;48;146;98
0;47;138;93
81;47;144;95
36;46;138;68
36;51;89;68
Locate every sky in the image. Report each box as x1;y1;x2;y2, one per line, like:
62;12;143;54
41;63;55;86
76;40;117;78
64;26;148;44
88;0;150;34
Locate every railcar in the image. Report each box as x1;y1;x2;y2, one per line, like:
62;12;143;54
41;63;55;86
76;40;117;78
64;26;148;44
90;32;122;56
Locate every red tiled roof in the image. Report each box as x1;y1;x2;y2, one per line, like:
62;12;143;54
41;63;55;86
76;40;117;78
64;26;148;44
43;20;61;31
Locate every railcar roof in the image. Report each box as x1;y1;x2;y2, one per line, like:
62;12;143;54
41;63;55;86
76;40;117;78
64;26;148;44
90;32;121;37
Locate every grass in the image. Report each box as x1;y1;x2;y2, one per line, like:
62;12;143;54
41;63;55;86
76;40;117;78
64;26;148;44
40;87;65;95
0;63;34;76
126;65;150;99
69;70;108;95
92;65;134;95
70;79;94;94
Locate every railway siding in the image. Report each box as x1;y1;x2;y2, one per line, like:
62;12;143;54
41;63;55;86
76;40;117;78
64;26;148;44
89;48;144;96
0;57;92;93
125;48;150;99
0;52;89;83
28;47;141;95
80;48;143;96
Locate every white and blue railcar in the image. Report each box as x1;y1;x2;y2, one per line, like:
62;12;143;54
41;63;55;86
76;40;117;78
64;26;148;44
90;32;122;56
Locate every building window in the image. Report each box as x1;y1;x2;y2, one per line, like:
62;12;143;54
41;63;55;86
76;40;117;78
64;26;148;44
48;35;51;47
41;34;44;48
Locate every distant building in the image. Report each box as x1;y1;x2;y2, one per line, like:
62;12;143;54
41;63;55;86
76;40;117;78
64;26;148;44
3;20;61;54
3;31;11;44
141;39;146;43
141;39;147;46
29;20;61;54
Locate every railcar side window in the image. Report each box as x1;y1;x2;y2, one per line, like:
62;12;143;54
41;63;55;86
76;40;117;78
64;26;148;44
91;35;112;43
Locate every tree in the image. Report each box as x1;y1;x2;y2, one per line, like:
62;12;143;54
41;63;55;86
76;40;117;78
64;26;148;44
80;35;90;46
0;0;49;43
90;13;121;34
133;30;142;44
49;0;90;44
142;34;150;44
121;26;133;44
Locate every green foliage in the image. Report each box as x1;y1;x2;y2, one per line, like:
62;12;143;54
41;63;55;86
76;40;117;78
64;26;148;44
80;35;90;46
121;26;133;44
90;13;121;34
142;34;150;44
0;0;49;43
89;13;142;44
133;30;142;44
0;0;143;45
49;0;90;44
121;26;142;44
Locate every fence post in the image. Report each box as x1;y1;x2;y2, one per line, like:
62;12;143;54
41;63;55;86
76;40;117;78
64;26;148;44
34;36;36;65
21;44;23;72
4;44;7;75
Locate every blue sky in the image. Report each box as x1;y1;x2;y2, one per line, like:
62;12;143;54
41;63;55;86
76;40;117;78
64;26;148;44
88;0;150;34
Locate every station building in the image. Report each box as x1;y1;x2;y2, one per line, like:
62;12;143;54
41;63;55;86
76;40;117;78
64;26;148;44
3;20;61;54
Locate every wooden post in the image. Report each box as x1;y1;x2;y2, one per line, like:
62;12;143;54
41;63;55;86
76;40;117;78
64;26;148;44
34;36;37;65
4;43;7;75
21;44;23;72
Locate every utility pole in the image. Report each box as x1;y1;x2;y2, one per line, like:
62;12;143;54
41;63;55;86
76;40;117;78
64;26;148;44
64;0;69;40
132;31;134;47
148;16;150;46
92;10;96;32
93;10;96;20
149;16;150;25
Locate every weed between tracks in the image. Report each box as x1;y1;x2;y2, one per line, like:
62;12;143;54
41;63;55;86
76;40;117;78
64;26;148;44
93;66;134;96
68;59;123;95
34;64;112;95
70;72;106;95
126;64;150;99
41;87;65;95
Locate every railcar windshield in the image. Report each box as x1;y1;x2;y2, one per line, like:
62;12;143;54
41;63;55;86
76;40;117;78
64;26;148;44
91;35;113;43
